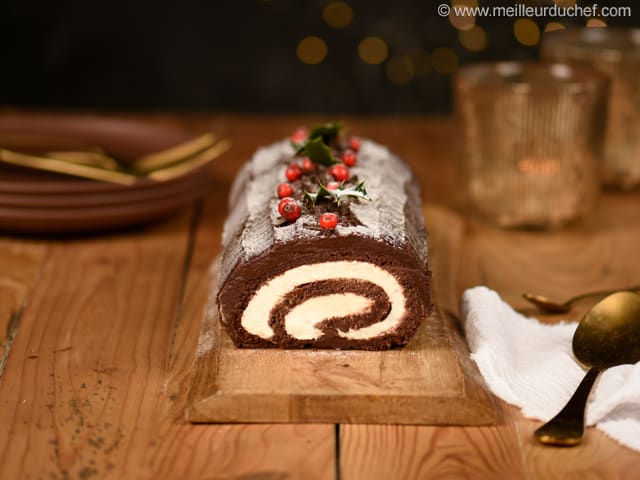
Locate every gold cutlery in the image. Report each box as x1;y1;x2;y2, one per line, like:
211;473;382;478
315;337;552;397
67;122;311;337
0;148;139;185
534;291;640;446
523;286;640;313
46;150;121;171
0;133;230;185
133;132;217;173
147;139;231;181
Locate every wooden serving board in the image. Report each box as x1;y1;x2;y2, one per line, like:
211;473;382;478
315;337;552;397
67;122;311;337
187;206;497;425
187;303;495;425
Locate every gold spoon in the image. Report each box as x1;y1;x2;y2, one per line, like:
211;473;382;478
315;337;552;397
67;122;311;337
523;286;640;313
534;291;640;446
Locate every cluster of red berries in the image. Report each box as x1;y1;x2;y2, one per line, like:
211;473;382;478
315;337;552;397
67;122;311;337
277;128;362;229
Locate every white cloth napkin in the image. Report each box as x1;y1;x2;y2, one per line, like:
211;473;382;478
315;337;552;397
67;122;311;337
461;286;640;452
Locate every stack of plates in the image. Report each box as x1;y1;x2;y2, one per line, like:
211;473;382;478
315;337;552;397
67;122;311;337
0;113;218;234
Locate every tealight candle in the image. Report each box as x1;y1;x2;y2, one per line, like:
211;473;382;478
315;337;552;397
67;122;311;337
454;62;610;229
542;28;640;190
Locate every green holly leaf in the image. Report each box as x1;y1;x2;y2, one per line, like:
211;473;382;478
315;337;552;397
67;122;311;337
296;137;339;166
309;121;343;144
304;181;371;206
336;181;371;204
304;182;332;206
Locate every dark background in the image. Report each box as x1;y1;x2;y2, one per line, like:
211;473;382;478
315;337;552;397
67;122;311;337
1;0;638;114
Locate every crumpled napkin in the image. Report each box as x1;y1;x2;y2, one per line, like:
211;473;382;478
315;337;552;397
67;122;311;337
461;286;640;452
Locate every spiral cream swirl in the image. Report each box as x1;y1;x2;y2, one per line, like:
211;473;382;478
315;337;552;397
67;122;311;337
241;260;407;341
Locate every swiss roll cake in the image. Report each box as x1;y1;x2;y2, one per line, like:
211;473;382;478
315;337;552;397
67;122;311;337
217;123;432;349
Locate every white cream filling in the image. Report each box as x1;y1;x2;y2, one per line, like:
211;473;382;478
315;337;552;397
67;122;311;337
241;261;407;341
284;293;373;340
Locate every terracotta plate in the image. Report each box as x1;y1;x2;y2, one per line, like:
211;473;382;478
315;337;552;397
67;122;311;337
0;113;219;233
0;187;207;234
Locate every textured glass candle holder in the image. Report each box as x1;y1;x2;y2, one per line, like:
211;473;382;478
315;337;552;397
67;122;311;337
454;62;609;229
542;28;640;190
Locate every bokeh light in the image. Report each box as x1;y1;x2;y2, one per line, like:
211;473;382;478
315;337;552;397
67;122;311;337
358;37;389;65
514;18;540;46
544;22;565;33
586;18;607;28
449;0;477;31
452;0;479;10
322;1;354;29
386;56;414;85
459;26;488;52
554;0;577;6
297;36;328;65
431;47;458;74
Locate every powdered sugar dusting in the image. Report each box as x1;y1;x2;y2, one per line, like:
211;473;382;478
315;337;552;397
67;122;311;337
197;290;219;357
240;141;294;258
223;137;424;268
196;329;214;357
272;209;322;244
347;141;410;245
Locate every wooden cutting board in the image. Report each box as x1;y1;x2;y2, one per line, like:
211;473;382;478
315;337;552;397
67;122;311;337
187;206;497;425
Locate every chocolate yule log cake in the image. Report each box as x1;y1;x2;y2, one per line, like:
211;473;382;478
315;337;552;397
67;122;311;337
217;122;432;350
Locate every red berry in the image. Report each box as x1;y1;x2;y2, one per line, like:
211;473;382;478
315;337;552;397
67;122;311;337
329;164;349;182
285;163;302;182
301;157;315;173
278;197;301;222
319;212;338;229
349;136;361;151
326;182;340;190
276;183;294;198
342;150;357;167
290;127;308;144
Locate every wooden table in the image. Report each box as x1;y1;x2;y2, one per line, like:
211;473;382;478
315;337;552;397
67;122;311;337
1;115;639;479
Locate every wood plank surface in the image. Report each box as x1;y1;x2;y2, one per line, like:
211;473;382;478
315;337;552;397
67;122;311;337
0;212;194;479
0;114;638;480
340;417;525;480
511;405;640;480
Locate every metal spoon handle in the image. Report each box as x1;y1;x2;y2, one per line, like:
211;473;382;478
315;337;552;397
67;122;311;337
534;367;602;446
568;286;640;307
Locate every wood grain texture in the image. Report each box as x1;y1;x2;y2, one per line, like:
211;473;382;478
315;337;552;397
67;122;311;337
340;414;525;480
0;239;47;374
0;212;193;479
508;405;640;480
150;423;335;480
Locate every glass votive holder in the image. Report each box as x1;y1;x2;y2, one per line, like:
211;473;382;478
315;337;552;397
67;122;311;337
454;62;610;229
542;28;640;190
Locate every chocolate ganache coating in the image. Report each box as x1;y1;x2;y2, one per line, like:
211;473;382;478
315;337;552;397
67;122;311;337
217;137;432;349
